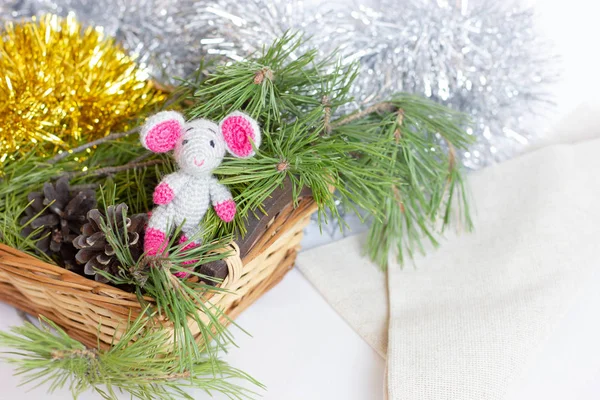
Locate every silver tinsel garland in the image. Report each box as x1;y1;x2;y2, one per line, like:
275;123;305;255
322;0;559;169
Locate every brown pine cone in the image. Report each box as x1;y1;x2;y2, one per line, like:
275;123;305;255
21;177;96;271
73;203;147;284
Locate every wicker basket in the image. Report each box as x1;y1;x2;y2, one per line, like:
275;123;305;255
0;184;316;349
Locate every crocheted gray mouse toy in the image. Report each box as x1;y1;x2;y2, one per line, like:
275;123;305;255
140;110;261;272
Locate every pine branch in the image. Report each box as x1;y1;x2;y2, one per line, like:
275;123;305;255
65;159;164;179
184;34;474;267
330;102;396;128
0;315;262;400
358;94;474;267
187;32;356;128
48;128;140;164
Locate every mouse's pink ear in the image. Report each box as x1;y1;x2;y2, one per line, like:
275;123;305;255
140;111;185;153
219;111;261;158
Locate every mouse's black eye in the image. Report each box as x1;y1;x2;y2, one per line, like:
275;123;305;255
209;140;215;148
182;139;189;145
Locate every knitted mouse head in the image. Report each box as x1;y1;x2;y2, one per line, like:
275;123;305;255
140;111;261;175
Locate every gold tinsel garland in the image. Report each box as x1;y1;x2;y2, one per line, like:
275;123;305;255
0;13;165;165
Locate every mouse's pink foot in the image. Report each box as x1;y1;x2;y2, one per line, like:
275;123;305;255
174;235;201;278
173;270;191;278
144;227;169;256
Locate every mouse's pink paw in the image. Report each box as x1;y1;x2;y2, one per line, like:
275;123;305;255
214;199;236;222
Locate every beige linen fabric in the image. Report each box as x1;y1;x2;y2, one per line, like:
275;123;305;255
296;109;600;398
386;138;600;399
296;234;389;357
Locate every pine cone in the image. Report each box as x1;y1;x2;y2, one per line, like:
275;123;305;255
21;177;96;271
73;203;147;284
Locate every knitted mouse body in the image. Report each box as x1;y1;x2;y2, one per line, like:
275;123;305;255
146;174;234;249
140;110;261;260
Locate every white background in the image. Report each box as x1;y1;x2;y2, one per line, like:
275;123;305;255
1;0;600;399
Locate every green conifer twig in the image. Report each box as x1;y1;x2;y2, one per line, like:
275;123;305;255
187;33;474;267
0;315;262;400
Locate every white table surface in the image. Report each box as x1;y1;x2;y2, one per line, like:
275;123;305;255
0;269;385;400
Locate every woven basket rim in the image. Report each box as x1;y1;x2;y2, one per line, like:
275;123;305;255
0;242;141;300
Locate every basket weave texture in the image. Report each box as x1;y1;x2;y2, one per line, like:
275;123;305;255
0;194;317;349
